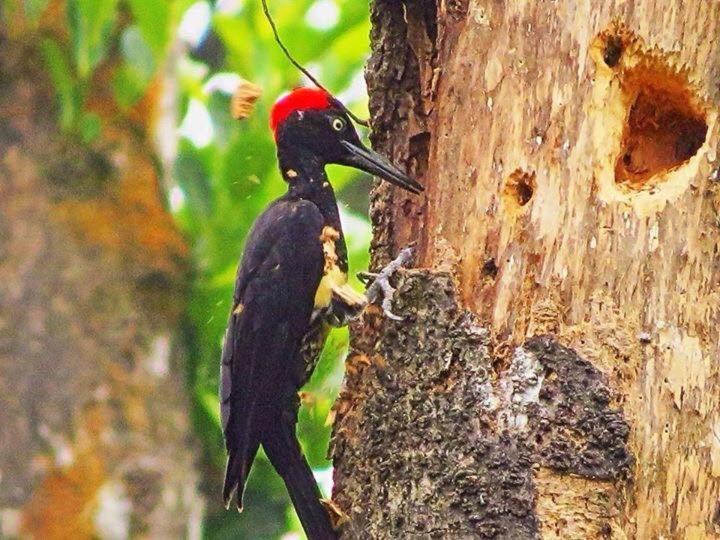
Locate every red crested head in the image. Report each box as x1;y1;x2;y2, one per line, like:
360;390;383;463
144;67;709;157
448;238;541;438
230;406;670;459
267;86;425;194
270;87;332;136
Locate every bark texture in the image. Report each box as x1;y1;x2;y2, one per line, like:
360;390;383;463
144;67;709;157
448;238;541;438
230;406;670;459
333;1;720;538
0;6;201;538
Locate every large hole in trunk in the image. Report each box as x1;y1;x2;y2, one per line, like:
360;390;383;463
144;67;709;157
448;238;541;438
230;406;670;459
615;84;707;189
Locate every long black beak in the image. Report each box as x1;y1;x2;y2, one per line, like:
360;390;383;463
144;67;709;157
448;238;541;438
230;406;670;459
340;140;424;194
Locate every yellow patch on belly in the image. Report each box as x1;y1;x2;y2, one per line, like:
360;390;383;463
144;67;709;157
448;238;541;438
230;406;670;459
314;226;367;309
315;265;346;308
315;227;343;307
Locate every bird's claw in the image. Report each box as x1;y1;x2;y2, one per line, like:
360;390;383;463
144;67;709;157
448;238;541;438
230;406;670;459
360;245;414;321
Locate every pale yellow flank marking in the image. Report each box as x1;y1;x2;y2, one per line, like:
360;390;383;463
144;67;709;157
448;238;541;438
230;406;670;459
233;303;244;315
314;226;367;309
315;266;347;308
315;226;343;307
286;169;298;178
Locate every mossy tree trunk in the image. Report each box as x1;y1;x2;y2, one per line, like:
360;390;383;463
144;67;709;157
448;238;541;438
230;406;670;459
0;4;201;538
332;1;720;538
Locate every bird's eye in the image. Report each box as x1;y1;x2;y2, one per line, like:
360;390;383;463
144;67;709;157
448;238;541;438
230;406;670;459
331;117;345;131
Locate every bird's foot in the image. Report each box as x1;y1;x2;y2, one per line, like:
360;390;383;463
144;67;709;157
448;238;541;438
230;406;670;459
358;245;414;321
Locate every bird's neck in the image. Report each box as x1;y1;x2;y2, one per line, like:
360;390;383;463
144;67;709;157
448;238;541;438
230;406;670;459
277;148;341;228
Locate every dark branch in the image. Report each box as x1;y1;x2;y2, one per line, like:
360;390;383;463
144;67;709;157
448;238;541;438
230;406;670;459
260;0;369;127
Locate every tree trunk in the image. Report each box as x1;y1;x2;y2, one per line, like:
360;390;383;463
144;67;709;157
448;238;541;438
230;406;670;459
0;6;202;538
332;1;720;538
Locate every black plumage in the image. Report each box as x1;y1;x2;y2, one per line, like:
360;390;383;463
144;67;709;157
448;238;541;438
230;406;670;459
220;88;423;539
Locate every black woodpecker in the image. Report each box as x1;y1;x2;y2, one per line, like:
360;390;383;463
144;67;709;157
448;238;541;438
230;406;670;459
220;87;423;539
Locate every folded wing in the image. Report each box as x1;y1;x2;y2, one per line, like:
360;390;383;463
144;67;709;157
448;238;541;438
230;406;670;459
220;198;325;509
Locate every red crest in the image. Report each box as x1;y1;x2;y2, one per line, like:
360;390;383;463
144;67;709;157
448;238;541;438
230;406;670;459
270;87;332;135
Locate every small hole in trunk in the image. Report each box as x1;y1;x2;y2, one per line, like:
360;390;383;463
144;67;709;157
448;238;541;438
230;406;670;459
503;169;536;211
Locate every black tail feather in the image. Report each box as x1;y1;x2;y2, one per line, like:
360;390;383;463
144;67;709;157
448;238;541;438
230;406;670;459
222;452;242;510
262;419;337;540
223;434;260;511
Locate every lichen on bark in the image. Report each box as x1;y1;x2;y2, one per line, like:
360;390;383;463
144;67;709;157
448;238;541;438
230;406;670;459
332;271;631;538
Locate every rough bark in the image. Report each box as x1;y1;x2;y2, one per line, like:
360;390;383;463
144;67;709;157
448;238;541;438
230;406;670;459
333;1;720;538
0;6;202;538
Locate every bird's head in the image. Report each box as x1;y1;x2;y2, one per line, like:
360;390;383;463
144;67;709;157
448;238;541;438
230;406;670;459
270;88;423;194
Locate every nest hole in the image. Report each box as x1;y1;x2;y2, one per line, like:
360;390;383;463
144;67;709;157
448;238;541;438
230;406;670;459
503;169;536;210
615;84;707;189
603;35;623;67
482;258;498;278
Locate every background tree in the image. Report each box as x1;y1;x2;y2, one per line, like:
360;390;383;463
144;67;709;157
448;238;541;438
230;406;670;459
332;1;720;538
0;0;200;537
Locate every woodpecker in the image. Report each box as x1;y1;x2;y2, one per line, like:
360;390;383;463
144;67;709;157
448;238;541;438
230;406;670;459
220;87;423;539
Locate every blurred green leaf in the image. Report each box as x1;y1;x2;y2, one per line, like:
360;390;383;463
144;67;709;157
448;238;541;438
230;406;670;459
79;111;101;143
174;145;215;219
121;25;156;82
126;0;171;58
199;388;222;429
112;25;156;107
40;38;79;131
67;0;118;78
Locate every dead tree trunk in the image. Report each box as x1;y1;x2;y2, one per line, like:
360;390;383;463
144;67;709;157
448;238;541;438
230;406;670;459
332;1;720;538
0;7;201;538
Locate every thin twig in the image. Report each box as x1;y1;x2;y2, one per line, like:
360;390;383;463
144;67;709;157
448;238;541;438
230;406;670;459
260;0;369;127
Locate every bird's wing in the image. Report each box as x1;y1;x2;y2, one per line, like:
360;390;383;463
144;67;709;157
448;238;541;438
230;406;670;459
220;198;325;508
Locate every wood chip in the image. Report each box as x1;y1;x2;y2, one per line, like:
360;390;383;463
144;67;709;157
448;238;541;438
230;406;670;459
230;79;262;120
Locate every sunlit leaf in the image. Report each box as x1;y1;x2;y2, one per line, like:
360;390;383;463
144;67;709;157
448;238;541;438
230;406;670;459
111;25;157;108
198;388;222;428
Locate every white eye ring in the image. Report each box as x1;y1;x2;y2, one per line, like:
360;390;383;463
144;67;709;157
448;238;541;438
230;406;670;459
332;118;345;131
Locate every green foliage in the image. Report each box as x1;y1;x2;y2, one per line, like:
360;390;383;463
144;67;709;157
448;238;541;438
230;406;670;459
38;0;191;137
171;1;372;537
37;0;118;136
113;25;157;108
79;111;102;143
40;32;104;140
126;0;171;57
